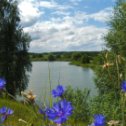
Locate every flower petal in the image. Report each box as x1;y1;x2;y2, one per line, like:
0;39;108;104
52;85;65;97
53;102;60;112
46;108;57;120
54;117;67;124
94;114;105;126
1;115;7;122
7;108;14;115
121;81;126;92
0;107;7;114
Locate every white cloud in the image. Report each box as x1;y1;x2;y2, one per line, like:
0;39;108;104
18;0;73;27
18;0;43;27
24;17;108;52
89;7;113;22
72;7;113;23
39;1;55;8
18;0;111;52
38;0;72;10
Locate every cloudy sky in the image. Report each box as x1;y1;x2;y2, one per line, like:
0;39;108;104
18;0;115;52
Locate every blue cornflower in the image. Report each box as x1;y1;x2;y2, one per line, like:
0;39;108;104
121;81;126;92
46;100;73;124
52;85;65;98
0;106;14;123
0;78;6;90
93;114;106;126
94;114;106;126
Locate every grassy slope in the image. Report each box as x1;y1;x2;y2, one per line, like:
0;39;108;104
0;98;88;126
0;98;43;126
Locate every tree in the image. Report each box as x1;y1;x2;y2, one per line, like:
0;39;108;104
104;0;126;92
91;1;126;119
71;52;81;61
81;54;90;64
48;54;55;61
0;0;31;96
105;0;126;56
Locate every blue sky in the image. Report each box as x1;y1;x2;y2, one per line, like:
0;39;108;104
18;0;115;52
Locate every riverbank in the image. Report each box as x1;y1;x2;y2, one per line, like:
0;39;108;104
30;59;96;69
70;61;96;69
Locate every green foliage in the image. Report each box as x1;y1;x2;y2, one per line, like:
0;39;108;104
91;55;126;124
71;52;81;61
94;51;126;97
80;54;90;64
64;86;90;123
94;0;126;95
90;92;121;121
47;54;55;61
105;0;126;56
93;1;126;125
30;51;100;63
0;0;31;95
92;53;105;65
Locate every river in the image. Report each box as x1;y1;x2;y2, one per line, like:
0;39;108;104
27;61;96;102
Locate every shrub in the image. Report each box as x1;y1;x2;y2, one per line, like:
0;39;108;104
64;86;90;122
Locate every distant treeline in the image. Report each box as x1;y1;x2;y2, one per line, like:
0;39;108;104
29;51;100;64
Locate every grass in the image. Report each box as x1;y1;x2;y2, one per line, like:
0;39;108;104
0;98;88;126
0;98;43;126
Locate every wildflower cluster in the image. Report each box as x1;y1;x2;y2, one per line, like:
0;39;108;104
0;78;14;124
0;77;126;125
40;85;73;125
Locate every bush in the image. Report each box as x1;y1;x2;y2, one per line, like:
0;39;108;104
90;91;122;122
64;86;90;123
